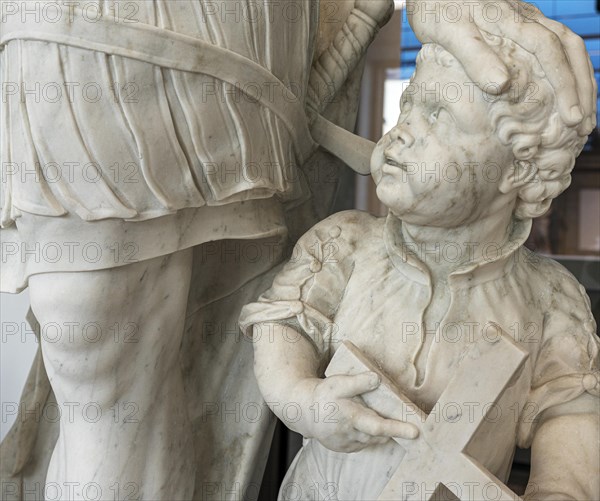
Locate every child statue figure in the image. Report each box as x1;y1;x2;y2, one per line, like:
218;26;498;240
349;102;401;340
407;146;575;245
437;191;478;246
240;28;599;501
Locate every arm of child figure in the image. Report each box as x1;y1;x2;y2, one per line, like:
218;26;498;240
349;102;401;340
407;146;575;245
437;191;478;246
524;394;600;501
252;323;419;453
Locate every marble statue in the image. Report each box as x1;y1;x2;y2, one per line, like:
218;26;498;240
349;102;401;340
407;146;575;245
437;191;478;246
0;1;598;500
240;11;600;501
1;2;393;500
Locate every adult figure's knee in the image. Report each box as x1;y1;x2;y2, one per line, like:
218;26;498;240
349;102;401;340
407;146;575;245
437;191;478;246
27;250;194;403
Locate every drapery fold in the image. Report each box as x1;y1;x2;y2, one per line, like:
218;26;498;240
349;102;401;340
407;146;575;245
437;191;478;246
1;0;317;225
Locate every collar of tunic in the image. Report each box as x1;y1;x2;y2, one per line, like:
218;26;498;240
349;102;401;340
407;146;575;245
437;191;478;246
382;213;533;290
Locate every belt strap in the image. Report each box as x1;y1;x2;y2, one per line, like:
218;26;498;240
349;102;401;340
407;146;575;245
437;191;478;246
1;3;374;173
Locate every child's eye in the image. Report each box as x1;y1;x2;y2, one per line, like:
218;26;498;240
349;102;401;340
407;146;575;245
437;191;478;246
398;100;413;123
429;107;452;126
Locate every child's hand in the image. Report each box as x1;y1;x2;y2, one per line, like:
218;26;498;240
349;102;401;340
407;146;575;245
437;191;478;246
295;372;419;453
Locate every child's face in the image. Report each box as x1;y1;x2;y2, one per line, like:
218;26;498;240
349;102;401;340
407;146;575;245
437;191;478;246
371;56;514;227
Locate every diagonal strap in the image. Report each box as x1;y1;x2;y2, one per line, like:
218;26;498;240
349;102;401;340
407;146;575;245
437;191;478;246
0;5;317;162
0;4;376;173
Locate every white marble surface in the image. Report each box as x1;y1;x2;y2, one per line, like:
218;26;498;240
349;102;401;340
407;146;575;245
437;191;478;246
324;339;527;501
0;290;36;442
1;1;599;500
244;3;599;500
0;1;395;500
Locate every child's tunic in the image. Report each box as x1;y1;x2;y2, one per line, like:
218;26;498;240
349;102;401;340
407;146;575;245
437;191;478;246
240;210;600;500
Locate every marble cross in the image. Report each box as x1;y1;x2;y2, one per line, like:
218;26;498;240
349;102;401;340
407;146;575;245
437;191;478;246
325;333;529;501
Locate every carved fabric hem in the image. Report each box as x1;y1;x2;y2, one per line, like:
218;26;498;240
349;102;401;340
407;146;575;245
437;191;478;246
0;198;287;293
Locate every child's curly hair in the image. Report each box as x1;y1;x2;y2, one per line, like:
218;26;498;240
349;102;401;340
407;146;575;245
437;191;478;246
417;32;596;219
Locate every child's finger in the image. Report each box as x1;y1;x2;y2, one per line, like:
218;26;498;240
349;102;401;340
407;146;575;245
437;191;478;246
331;432;388;453
353;410;419;440
325;372;381;399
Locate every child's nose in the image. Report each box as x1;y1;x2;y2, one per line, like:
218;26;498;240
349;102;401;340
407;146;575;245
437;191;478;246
390;125;415;148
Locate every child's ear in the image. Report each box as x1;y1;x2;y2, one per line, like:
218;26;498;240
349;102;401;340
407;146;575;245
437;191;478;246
499;160;538;194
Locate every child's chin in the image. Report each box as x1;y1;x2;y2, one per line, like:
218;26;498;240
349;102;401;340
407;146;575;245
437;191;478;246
376;177;408;204
374;182;389;205
370;161;385;184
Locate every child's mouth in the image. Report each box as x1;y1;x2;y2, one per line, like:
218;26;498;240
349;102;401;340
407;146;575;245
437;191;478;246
383;157;407;173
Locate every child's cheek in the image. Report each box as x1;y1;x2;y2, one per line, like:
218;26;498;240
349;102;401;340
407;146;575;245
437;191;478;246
370;144;387;183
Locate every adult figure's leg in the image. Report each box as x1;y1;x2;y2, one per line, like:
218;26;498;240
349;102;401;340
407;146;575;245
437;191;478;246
28;249;194;501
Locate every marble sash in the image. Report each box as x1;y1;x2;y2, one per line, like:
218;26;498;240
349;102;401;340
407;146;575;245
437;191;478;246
0;4;376;173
